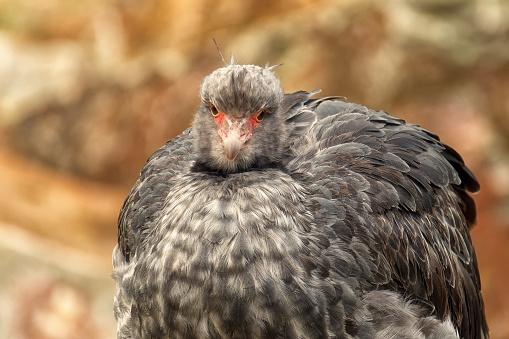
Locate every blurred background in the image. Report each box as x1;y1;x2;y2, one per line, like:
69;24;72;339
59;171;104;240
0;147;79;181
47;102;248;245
0;0;508;338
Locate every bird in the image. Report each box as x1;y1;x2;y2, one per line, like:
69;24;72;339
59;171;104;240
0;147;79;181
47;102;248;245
112;62;488;339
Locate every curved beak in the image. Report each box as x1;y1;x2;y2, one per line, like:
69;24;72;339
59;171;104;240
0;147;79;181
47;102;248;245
218;115;253;161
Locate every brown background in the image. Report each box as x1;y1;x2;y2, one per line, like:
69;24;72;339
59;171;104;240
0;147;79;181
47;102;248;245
0;0;508;338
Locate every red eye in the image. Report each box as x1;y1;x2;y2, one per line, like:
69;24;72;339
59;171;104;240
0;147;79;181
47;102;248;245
210;105;219;117
255;109;268;123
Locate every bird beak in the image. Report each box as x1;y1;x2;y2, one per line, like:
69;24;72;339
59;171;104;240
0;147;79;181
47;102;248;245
218;115;253;161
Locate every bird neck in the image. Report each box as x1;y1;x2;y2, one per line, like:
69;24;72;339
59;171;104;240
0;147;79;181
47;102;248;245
191;158;284;175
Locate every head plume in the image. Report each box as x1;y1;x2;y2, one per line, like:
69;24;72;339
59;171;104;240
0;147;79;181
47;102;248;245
199;64;284;118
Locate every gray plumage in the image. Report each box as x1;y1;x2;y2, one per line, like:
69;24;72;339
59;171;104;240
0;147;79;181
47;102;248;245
113;63;488;339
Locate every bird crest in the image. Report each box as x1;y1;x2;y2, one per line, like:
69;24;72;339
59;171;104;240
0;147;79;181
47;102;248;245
212;38;281;71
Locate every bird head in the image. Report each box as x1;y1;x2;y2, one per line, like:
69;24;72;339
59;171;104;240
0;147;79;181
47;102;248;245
193;64;286;173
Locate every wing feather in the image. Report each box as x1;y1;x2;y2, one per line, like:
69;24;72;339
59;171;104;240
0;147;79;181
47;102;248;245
117;129;194;261
284;97;488;339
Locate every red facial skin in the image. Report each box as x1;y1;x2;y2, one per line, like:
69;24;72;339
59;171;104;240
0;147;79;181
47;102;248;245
209;105;266;161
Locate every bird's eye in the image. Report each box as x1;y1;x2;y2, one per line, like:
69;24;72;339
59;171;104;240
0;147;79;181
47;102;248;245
255;109;269;123
209;105;219;117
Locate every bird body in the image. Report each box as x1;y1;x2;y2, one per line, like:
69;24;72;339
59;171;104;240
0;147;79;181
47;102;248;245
113;64;488;338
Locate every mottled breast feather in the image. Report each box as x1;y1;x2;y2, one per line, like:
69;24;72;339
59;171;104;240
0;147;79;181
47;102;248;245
114;93;488;339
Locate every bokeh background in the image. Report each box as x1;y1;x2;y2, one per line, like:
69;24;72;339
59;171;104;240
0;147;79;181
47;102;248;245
0;0;508;338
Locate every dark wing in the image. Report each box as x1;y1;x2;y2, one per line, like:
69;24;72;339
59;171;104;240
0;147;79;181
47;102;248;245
284;96;488;339
117;128;195;262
